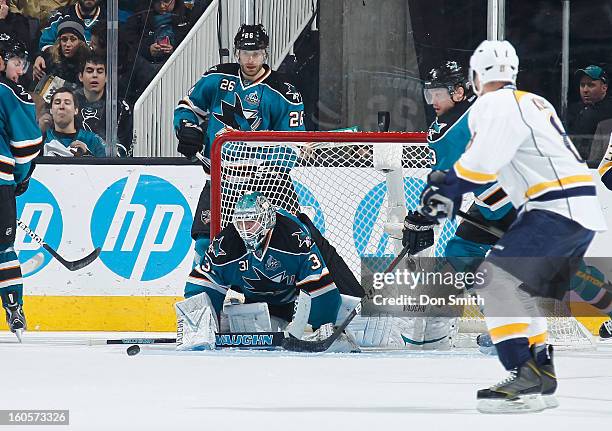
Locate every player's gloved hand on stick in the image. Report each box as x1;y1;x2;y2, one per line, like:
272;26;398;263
418;170;461;222
176;120;204;159
402;210;435;254
14;161;36;197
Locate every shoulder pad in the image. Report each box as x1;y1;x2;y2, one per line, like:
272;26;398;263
207;225;246;264
269;213;313;253
204;63;240;77
0;77;33;104
264;71;303;104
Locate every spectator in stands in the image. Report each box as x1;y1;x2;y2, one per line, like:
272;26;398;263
567;65;612;159
0;1;33;53
89;19;105;56
34;0;105;76
33;19;89;86
76;53;134;157
118;0;147;23
122;0;206;103
9;1;75;26
42;87;106;157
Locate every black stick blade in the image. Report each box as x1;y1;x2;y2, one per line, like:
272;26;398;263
44;245;102;271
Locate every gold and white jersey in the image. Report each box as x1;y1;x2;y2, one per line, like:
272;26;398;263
454;87;607;232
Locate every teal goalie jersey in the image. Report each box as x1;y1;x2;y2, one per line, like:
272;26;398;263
189;210;341;328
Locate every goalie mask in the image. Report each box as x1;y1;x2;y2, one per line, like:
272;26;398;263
232;191;276;252
423;60;470;105
469;40;519;96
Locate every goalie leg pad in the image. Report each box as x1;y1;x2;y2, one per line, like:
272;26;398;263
389;317;458;350
305;323;361;353
286;290;312;339
223;302;272;333
175;292;218;351
346;315;393;347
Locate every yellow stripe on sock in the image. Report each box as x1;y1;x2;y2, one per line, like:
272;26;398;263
528;331;548;346
489;323;529;343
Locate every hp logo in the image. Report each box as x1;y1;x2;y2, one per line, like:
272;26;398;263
91;174;193;281
16;179;63;275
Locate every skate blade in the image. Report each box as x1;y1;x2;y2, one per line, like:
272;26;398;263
477;394;547;414
543;395;559;409
14;329;24;343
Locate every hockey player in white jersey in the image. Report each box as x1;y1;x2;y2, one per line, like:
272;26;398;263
419;40;607;413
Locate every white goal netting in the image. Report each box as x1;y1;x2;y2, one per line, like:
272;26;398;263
210;131;594;349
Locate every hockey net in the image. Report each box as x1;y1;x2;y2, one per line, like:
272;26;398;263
210;131;594;349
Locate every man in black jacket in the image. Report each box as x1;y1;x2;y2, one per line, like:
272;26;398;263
567;65;612;159
76;53;133;156
121;0;208;103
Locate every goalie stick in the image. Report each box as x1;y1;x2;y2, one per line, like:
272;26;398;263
280;243;412;353
16;219;101;271
102;332;285;349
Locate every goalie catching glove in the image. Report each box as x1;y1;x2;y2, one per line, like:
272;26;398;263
176;119;204;159
418;170;461;222
402;210;435;255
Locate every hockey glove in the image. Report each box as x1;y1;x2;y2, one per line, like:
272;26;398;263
14;161;36;197
418;170;461;222
176;120;204;159
402;210;435;254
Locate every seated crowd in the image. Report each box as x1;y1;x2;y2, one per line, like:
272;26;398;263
2;0;612;160
0;0;209;158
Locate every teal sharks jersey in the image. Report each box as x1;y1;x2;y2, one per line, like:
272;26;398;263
427;95;512;220
0;77;42;186
190;209;340;328
43;129;106;158
174;63;305;158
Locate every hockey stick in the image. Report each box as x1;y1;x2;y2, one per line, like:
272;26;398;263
281;244;411;353
456;209;504;239
101;332;285;349
16;219;101;271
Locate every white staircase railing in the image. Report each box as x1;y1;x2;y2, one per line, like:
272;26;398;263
133;0;316;157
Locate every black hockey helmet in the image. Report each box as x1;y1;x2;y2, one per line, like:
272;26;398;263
423;60;470;103
0;34;29;72
234;24;269;50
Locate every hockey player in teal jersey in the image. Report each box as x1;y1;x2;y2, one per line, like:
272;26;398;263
403;60;516;274
0;38;43;341
173;23;306;299
174;192;351;351
404;61;612;344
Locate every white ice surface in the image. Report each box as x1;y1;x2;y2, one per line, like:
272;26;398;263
1;331;611;431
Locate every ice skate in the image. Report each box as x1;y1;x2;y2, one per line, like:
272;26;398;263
476;359;546;414
599;320;612;340
535;345;559;409
3;294;26;343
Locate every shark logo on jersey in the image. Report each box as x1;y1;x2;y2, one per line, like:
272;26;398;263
292;231;312;248
284;83;302;103
245;91;260;106
243;267;292;295
213;93;262;131
209;236;227;258
427;118;447;140
265;255;281;271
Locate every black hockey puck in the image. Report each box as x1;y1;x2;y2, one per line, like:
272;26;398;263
127;344;141;356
